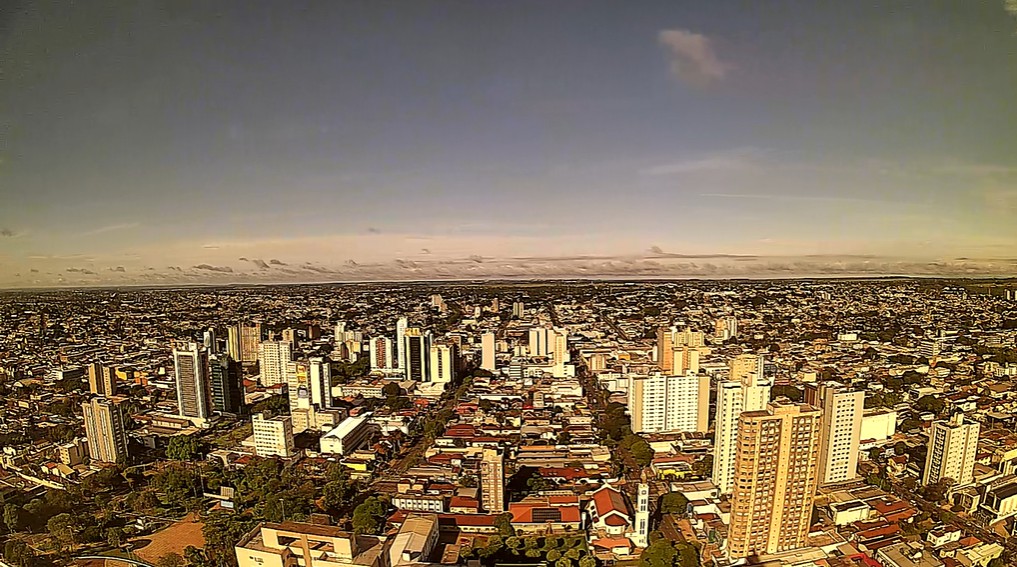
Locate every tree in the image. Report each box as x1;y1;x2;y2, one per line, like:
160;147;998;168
494;512;516;537
322;479;357;512
166;435;202;461
579;556;597;567
47;513;78;547
382;382;402;397
770;385;803;403
352;497;386;535
157;552;185;567
3;503;22;533
867;447;882;461
916;396;945;415
202;512;257;567
923;479;953;503
3;540;36;567
557;431;572;445
692;454;713;478
547;549;563;562
659;492;690;515
640;539;677;567
106;526;126;548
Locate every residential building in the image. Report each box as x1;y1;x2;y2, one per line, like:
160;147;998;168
481;332;496;372
480;447;505;513
395;317;408;372
87;362;116;396
923;413;979;486
252;413;295;458
429;344;454;384
629;372;709;434
174;342;212;425
370;337;394;371
727;401;822;559
805;382;864;485
713;354;771;494
258;340;292;387
81;396;130;464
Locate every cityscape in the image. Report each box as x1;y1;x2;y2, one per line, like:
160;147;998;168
3;3;1017;567
0;280;1016;567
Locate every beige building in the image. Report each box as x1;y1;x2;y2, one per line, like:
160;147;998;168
88;362;117;396
713;354;771;494
923;413;979;486
656;327;674;373
480;332;496;372
234;521;385;567
252;413;295;458
480;447;505;513
259;340;293;387
805;383;864;485
228;322;263;364
728;401;822;559
429;344;454;384
629;372;709;434
81;396;130;464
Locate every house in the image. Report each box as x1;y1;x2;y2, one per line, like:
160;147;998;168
586;485;632;536
509;496;582;534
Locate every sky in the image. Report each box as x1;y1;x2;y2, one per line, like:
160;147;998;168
2;1;1017;287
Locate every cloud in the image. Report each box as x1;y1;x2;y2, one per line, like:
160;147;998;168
240;257;270;270
269;259;287;265
1;228;15;237
193;264;233;273
30;269;38;273
168;266;183;271
658;29;731;86
238;257;249;261
65;267;97;275
421;248;431;254
81;222;140;236
640;156;752;176
367;227;382;234
110;266;126;272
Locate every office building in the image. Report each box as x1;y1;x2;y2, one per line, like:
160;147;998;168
258;340;293;387
656;327;674;373
228;323;262;364
370;337;394;371
923;413;979;486
209;353;244;415
320;414;375;456
713;354;771;494
481;332;496;372
403;328;431;382
529;327;551;357
252;413;295;458
234;521;386;567
728;401;822;559
805;383;864;485
480;447;505;513
88;362;117;396
174;342;212;425
309;357;332;408
512;301;525;318
629;372;709;434
429;344;454;384
81;396;130;464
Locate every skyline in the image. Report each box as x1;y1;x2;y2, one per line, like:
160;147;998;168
3;1;1017;287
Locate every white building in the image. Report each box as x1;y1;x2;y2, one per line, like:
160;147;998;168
320;414;375;456
713;355;771;495
923;413;979;486
629;372;709;434
429;344;454;384
480;332;496;372
258;340;292;387
252;413;295;458
807;383;864;485
173;342;212;426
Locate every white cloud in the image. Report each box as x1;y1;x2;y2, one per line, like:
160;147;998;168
658;29;731;86
80;222;140;236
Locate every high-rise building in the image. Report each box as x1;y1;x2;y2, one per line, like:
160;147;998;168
228;323;262;364
429;344;454;384
512;302;525;318
173;342;212;425
805;383;864;485
288;361;310;411
203;328;218;353
529;327;551;357
370;337;394;371
656;327;675;373
630;373;709;434
209;353;244;415
309;357;332;408
714;316;738;341
713;355;771;494
88;362;117;396
728;401;822;559
671;346;701;376
403;328;431;381
81;396;130;464
480;447;505;513
258;340;293;387
480;332;496;372
923;413;979;486
551;327;569;369
252;413;295;458
395;317;408;372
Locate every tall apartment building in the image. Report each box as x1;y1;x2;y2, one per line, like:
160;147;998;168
728;401;822;559
308;357;332;408
228;323;262;364
512;301;525;318
252;413;295;458
258;340;293;387
287;361;310;411
174;342;212;425
81;396;130;464
713;355;771;494
657;326;706;372
481;332;496;372
805;383;863;485
429;344;454;384
88;362;117;396
923;413;979;486
529;327;551;357
370;337;394;371
630;372;709;434
395;317;408;372
480;447;505;513
671;346;701;376
714;316;738;341
209;353;244;415
403;328;431;381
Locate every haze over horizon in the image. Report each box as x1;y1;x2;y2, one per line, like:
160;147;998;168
3;1;1017;287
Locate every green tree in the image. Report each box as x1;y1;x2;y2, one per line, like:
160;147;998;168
640;540;677;567
202;512;257;567
166;435;202;461
157;552;185;567
916;395;945;415
494;512;516;537
3;503;22;533
352;497;386;535
106;526;126;548
47;513;78;547
692;454;713;478
3;540;36;567
660;492;690;515
547;549;563;562
579;556;597;567
322;479;357;512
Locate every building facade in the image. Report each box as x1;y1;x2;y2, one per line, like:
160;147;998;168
480;447;505;513
174;342;212;425
805;383;864;485
629;372;709;434
81;396;130;464
923;413;979;486
713;355;771;494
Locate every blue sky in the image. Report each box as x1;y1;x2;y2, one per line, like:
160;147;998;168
2;1;1016;285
